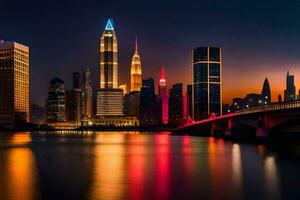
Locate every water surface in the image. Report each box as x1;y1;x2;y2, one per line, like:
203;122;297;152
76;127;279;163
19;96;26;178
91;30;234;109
0;131;299;200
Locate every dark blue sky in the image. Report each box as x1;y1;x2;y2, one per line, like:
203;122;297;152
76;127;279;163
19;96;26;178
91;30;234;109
1;0;300;104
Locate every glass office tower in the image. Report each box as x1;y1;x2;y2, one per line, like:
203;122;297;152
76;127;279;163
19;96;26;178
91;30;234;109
193;47;222;121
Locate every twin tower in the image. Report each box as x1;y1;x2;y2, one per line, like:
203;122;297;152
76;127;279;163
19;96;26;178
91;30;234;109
97;19;142;116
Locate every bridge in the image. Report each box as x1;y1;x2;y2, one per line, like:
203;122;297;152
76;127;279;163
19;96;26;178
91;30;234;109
174;100;300;139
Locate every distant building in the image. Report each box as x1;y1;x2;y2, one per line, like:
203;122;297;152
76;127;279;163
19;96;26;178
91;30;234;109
186;84;193;118
119;84;127;95
284;71;296;102
97;19;124;116
158;66;168;124
72;72;80;89
47;78;66;122
82;68;93;117
130;38;142;92
232;98;245;111
0;41;30;124
140;78;156;126
261;78;271;105
30;104;46;125
245;93;261;108
169;83;183;126
66;72;82;122
193;47;222;121
278;94;282;103
124;91;140;119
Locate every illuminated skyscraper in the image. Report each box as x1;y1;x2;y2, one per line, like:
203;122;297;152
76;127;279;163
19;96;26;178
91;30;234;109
47;78;65;122
158;66;168;124
169;83;183;126
130;37;142;92
284;71;295;102
100;19;118;89
97;19;123;116
261;77;271;105
0;41;30;124
82;68;93;117
193;47;222;120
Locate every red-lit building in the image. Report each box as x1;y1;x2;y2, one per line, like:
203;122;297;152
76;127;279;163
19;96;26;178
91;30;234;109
158;66;169;124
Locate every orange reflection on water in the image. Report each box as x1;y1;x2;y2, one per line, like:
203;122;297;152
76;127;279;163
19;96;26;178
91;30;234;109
208;138;228;199
128;134;147;200
89;133;126;200
0;133;38;200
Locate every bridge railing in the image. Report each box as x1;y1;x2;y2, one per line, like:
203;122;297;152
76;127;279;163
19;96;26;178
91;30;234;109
235;100;300;115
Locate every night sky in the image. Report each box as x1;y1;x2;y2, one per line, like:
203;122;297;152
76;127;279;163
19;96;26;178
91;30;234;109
1;0;300;105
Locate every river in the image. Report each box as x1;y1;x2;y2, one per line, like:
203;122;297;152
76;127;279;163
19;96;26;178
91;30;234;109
0;131;299;200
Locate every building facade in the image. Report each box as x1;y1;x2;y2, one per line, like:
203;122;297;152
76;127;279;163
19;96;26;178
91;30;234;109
82;68;93;117
97;19;124;116
130;38;142;92
0;41;30;124
168;83;183;126
47;78;66;122
193;47;222;121
96;89;124;116
66;72;82;122
125;91;140;119
261;77;271;105
284;71;296;102
158;66;168;124
140;78;157;126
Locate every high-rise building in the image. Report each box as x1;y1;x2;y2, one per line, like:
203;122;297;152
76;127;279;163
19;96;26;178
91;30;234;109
97;19;124;116
100;19;118;89
284;71;296;102
186;84;193;118
193;47;222;120
82;68;93;117
0;41;30;124
66;72;82;122
47;78;66;122
261;77;271;105
130;37;142;92
158;66;168;124
140;78;157;125
124;91;140;119
72;72;80;89
169;83;183;126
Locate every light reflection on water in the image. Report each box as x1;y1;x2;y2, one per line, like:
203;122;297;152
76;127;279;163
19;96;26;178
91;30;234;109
0;131;299;200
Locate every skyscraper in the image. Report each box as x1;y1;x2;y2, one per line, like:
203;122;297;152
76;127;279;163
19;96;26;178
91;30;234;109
193;47;222;121
47;78;65;122
82;68;93;117
169;83;183;126
125;91;140;119
97;19;123;116
100;19;118;89
186;84;193;119
158;66;168;124
66;72;82;122
261;77;271;105
140;78;156;125
0;41;30;124
284;71;296;102
130;37;142;92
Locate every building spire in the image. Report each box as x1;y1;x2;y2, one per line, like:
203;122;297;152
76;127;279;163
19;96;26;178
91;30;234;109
105;19;114;30
159;65;166;87
135;35;138;53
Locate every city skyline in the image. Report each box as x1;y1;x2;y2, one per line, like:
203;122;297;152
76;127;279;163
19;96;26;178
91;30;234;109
2;0;300;106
